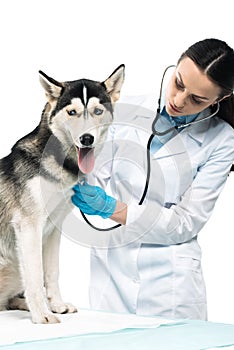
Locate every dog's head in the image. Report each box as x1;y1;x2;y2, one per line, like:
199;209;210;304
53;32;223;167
39;65;125;174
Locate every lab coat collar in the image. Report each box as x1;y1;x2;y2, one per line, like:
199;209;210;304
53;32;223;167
186;107;212;145
133;106;211;159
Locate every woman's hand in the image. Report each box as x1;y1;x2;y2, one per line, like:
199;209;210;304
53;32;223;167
72;182;117;219
71;182;127;224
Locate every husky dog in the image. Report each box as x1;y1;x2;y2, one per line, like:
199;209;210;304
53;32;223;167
0;65;125;323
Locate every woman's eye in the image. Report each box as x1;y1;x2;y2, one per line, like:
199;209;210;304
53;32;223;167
94;107;103;116
191;96;202;105
67;109;77;116
175;78;184;90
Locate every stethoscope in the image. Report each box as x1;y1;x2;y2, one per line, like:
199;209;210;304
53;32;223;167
80;65;220;231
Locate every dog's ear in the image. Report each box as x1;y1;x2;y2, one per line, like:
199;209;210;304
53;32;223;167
103;64;125;103
39;70;63;100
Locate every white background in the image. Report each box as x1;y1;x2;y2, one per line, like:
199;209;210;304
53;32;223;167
0;0;233;324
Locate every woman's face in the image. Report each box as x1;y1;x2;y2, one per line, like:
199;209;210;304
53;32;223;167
165;57;221;116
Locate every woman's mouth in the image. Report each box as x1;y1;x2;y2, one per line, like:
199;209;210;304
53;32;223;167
169;102;182;114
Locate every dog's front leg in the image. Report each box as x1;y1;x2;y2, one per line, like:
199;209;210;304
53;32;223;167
14;218;60;324
43;228;77;314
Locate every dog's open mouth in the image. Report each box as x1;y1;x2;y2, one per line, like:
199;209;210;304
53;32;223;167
77;147;95;174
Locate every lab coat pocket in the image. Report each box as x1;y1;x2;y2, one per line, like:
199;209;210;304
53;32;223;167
176;255;201;272
175;255;206;303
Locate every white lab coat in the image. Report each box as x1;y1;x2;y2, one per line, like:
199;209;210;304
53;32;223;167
88;94;234;320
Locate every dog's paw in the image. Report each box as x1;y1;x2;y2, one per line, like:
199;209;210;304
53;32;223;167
32;312;61;324
50;301;78;314
8;296;29;311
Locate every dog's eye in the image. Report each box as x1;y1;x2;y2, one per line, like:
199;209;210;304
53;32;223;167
67;109;77;116
94;107;103;116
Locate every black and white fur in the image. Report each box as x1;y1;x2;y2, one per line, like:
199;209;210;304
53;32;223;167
0;65;125;323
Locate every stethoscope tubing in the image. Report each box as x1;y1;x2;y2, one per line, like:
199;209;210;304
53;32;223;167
80;65;221;231
152;102;220;136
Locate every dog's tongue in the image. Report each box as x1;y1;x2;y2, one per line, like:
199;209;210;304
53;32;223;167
77;147;95;174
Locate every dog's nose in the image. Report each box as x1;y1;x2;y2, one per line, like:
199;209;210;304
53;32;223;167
79;133;94;147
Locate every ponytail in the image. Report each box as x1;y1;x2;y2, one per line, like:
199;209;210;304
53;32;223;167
218;93;234;128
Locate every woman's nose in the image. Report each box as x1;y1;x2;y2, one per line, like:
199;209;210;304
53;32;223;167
174;91;186;108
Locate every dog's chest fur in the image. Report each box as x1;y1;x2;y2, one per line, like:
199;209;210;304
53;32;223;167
26;175;74;238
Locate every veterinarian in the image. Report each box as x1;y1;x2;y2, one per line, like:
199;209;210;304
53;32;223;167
71;38;234;320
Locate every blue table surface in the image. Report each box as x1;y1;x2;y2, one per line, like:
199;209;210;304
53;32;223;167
1;319;234;350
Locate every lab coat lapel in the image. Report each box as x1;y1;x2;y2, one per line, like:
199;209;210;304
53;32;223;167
133;107;211;160
152;108;211;159
186;108;211;144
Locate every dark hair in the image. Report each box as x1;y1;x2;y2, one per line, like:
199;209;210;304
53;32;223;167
178;38;234;128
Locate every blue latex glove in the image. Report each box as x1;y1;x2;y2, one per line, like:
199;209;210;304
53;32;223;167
71;182;117;219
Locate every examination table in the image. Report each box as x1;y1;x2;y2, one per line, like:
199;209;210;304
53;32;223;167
0;309;234;349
